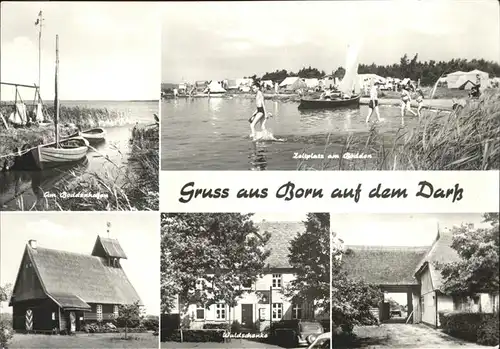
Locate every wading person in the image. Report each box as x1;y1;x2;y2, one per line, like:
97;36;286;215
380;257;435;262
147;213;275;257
400;86;416;125
249;82;270;140
365;82;384;123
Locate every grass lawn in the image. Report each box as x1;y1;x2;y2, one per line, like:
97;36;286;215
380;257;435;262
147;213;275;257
8;332;158;348
334;324;490;348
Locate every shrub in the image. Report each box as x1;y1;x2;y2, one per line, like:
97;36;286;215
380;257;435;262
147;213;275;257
440;311;499;345
165;329;225;342
203;323;229;330
116;317;140;329
477;314;499;346
0;318;14;349
230;320;241;333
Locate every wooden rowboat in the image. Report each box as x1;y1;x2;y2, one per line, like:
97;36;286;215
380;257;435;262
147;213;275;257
31;136;89;170
68;127;106;144
298;94;361;110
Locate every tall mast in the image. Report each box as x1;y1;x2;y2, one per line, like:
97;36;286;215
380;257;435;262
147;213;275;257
54;35;59;148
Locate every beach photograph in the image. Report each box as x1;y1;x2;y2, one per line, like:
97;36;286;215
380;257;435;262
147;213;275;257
161;0;499;171
0;2;160;211
330;213;499;348
0;212;160;348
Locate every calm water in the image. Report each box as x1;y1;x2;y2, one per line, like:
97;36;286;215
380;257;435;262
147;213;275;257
161;97;422;170
0;100;159;210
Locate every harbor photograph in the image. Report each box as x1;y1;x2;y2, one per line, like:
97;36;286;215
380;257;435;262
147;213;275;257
161;0;499;171
0;212;160;348
0;2;160;211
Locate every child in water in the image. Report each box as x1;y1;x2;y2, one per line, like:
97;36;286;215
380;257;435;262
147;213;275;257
416;89;425;119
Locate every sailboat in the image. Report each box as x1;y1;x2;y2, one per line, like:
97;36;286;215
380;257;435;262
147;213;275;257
298;42;362;110
31;35;89;170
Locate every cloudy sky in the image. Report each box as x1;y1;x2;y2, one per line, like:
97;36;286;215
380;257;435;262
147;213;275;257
162;0;500;83
1;2;160;101
333;213;491;246
0;212;160;316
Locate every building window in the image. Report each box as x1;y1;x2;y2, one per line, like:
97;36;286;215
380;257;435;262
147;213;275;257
272;274;282;289
96;304;103;321
113;305;119;318
216;304;226;320
292;303;302;319
196;304;205;320
272;303;283;320
51;312;56;320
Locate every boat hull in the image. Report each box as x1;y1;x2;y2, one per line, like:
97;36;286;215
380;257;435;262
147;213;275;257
31;137;89;170
68;128;106;145
298;95;361;110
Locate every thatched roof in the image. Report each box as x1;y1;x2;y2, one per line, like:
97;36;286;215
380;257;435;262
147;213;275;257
15;239;142;307
414;230;460;291
342;245;430;285
92;236;127;259
256;221;305;269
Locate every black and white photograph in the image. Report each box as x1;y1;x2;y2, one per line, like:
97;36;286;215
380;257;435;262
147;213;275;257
0;2;160;211
160;213;330;348
330;213;499;348
161;0;499;171
0;212;160;348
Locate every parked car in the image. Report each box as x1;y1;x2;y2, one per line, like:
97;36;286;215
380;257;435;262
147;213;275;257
306;332;330;348
270;320;324;347
390;308;402;317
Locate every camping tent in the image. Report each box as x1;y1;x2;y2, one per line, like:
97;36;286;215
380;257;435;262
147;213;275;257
204;80;226;94
304;78;319;89
446;70;489;89
279;76;299;88
261;80;274;89
226;80;238;90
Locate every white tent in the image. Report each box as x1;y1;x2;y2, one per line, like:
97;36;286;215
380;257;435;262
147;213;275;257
204;80;226;93
279;76;299;87
261;80;274;89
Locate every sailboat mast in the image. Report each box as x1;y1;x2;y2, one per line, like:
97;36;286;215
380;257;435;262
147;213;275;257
38;11;43;93
54;34;59;148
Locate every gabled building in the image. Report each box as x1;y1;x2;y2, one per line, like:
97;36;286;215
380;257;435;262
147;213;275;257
341;227;499;328
181;221;327;332
414;228;500;328
9;237;142;334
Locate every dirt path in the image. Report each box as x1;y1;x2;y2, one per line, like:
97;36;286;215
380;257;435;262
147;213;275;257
335;324;490;348
161;339;299;348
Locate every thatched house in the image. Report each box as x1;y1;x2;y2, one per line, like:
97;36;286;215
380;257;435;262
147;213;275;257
9;237;141;334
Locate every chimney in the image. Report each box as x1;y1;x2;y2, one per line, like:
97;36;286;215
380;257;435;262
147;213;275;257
28;239;37;249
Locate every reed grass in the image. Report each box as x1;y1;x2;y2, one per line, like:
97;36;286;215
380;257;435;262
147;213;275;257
299;89;500;170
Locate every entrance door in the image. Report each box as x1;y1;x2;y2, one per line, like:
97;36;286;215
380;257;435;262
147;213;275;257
69;312;76;333
25;309;33;331
241;304;253;330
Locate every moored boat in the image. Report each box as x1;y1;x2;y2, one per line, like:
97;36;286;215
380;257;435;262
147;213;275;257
31;136;89;170
68;127;106;144
298;95;361;109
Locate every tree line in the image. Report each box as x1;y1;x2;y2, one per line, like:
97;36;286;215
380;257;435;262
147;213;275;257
248;54;500;86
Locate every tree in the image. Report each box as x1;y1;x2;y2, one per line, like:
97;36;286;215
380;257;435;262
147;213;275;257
117;301;141;339
286;213;330;315
160;213;271;324
436;213;499;296
333;67;345;79
0;284;13;348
